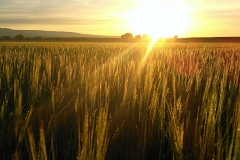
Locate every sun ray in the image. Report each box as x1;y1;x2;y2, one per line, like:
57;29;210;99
142;38;158;63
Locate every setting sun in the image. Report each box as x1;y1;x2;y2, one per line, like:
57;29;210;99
127;0;191;38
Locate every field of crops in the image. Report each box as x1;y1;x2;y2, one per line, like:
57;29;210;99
0;42;239;160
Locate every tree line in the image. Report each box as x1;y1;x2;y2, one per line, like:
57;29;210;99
1;33;179;42
121;33;178;41
2;34;42;40
121;33;151;41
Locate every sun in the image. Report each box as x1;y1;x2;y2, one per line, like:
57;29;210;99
127;0;191;38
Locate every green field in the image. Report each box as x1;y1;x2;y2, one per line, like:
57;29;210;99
0;42;239;160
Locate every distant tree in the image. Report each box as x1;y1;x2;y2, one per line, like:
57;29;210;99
142;34;150;41
135;34;141;40
174;35;178;42
15;34;24;40
121;34;126;39
121;33;133;40
3;36;10;40
33;36;42;40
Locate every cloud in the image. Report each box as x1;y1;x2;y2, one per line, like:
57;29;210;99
0;0;131;26
0;16;121;26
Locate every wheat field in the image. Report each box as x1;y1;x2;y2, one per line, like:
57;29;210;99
0;42;239;160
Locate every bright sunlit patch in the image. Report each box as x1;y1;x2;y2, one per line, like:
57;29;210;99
127;0;191;38
142;38;158;62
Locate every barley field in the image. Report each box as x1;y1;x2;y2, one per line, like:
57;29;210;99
0;42;239;160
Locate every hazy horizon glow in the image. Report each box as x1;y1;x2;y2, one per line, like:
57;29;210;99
1;0;240;37
127;0;191;38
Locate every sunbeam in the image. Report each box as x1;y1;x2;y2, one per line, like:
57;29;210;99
141;38;158;65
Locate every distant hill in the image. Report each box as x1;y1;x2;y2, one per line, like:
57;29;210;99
1;28;240;43
0;28;117;38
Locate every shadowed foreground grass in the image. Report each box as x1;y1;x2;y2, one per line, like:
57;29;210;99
0;42;239;160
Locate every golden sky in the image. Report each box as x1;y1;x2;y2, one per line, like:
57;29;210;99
1;0;240;37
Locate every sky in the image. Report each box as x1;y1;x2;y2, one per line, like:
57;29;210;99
0;0;240;37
